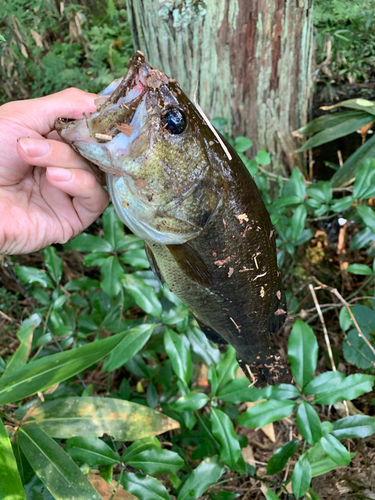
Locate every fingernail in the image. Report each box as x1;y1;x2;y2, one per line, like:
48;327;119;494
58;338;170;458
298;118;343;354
47;167;73;182
18;137;51;157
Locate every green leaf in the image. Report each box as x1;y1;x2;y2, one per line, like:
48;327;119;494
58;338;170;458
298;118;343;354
164;329;191;384
303;371;346;395
264;488;280;500
322;98;375;116
294;110;374;137
353;158;375;199
291;205;307;241
171;392;210;412
101;256;124;298
0;331;128;406
331;196;354;213
292;454;312;498
66;436;120;466
103;324;156;372
269;384;300;400
103;205;126;251
210;492;239;500
15;266;53;288
3;323;34;377
234;136;253;152
347;263;373;275
0;418;25;500
344;328;375;369
121;473;171;500
267;438;300;475
339;307;352;331
320;433;351;466
236;400;296;428
314;374;375;404
70;233;113;252
121;248;150;269
44;247;63;284
307;181;332;204
296;402;322;445
18;425;102;500
177;456;224;500
331;415;375;439
215;346;238;396
127;448;184;475
123;274;162;317
357;205;375;232
217;376;266;404
211;408;241;468
255;150;271;165
24;397;179;440
331;133;375;188
296;112;373;152
186;325;220;365
84;252;111;266
121;436;161;462
287;319;318;388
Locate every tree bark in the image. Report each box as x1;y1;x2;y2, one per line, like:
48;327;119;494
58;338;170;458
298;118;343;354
126;0;314;175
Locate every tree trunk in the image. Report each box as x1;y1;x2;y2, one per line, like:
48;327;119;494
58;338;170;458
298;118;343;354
126;0;314;175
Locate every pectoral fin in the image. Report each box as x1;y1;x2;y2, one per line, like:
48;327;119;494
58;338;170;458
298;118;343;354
144;243;164;286
167;243;212;288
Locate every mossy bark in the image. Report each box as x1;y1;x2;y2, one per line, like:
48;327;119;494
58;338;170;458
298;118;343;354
126;0;314;175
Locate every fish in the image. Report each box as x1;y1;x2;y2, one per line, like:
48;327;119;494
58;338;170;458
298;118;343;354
55;51;291;388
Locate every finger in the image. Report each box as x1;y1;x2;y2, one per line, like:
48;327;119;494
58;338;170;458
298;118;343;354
9;88;98;137
46;167;109;228
17;137;92;172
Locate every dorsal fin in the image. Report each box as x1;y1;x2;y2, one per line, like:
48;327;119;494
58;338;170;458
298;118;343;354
167;243;212;288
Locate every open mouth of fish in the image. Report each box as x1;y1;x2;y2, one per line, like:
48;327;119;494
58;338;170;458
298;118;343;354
56;51;210;245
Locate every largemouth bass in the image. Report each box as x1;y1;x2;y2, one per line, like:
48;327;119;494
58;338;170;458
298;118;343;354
56;52;291;387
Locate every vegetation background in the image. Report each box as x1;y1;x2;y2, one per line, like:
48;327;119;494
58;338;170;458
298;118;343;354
2;0;375;499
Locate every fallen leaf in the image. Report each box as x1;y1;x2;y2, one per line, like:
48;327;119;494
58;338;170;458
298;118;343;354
89;474;137;500
260;423;275;443
242;444;255;466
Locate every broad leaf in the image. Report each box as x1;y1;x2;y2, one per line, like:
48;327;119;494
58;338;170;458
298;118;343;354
101;256;124;298
44;246;63;285
296;402;322;445
122;473;170;500
0;332;128;405
331;415;375;439
264;488;280;500
320;433;351;466
121;436;161;462
322;98;375;116
211;408;241;468
124;274;162;317
267;439;300;475
171;392;210;412
353;158;375;199
213;346;238;396
70;233;113;252
292;454;311;498
18;425;102;500
102;205;126;251
217;377;267;404
103;324;156;372
15;266;53;288
0;418;25;500
177;456;225;500
303;371;346;395
313;374;374;404
24;397;179;439
164;329;191;384
291;205;307;240
287;319;318;388
235;136;253;152
127;448;184;474
294;110;374;136
269;384;300;400
66;436;120;466
357;205;375;233
236;400;296;428
331;132;375;187
346;263;372;275
186;325;220;365
3;323;34;377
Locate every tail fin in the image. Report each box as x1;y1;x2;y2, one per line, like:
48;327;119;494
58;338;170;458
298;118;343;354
237;352;292;388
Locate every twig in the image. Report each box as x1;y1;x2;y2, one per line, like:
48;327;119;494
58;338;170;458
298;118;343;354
313;277;375;368
309;283;350;417
309;284;336;371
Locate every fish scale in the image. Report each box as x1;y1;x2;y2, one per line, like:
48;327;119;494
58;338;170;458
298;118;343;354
56;51;291;387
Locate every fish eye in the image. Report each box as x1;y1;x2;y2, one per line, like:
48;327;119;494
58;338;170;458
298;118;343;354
164;108;187;134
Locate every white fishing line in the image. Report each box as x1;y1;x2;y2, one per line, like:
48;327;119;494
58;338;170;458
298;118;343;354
193;84;232;161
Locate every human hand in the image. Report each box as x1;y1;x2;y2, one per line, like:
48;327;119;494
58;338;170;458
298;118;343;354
0;88;109;255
